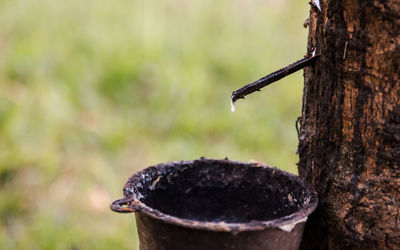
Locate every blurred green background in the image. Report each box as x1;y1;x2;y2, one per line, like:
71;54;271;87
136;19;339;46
0;0;308;249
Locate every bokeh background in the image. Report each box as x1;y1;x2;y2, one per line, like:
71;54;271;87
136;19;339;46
0;0;308;249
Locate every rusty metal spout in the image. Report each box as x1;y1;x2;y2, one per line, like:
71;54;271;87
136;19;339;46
231;54;319;104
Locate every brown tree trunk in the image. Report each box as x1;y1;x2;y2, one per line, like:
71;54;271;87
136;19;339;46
298;0;400;249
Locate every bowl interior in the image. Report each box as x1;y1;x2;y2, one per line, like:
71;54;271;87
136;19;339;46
127;159;314;224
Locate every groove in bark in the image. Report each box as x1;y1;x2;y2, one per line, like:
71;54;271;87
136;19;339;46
298;0;400;249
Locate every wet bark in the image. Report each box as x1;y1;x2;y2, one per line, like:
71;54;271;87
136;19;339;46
298;0;400;249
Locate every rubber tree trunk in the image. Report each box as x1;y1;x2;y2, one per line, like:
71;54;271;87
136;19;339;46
298;1;400;249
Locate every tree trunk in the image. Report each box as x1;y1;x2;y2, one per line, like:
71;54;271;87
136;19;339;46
298;0;400;249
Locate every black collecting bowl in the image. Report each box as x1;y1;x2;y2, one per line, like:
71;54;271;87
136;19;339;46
111;158;318;250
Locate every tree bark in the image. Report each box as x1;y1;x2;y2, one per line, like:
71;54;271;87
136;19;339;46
298;0;400;249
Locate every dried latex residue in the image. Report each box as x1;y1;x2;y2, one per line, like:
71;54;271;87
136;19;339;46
278;217;308;232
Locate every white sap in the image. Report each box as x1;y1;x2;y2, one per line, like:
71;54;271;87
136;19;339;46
313;0;321;10
230;99;236;112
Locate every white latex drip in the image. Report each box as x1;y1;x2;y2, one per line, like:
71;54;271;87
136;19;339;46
231;99;236;112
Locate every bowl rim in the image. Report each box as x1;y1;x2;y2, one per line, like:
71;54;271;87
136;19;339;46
117;158;318;233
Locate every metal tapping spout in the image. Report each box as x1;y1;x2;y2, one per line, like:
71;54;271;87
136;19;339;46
230;54;319;112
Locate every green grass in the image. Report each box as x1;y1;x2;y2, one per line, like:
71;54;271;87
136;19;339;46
0;0;308;249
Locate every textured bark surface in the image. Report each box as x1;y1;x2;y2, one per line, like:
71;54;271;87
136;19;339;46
298;0;400;249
